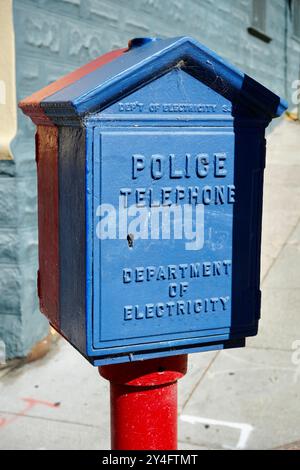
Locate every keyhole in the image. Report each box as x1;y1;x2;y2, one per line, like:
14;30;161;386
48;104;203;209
127;233;134;248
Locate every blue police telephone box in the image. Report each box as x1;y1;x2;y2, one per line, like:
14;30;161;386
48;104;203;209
20;36;287;365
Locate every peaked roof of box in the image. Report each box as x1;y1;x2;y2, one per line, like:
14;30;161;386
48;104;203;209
19;36;288;125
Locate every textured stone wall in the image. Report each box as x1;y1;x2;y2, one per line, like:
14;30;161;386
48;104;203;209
1;0;299;359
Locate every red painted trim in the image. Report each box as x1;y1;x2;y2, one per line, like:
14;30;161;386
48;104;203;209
19;49;127;125
36;125;60;328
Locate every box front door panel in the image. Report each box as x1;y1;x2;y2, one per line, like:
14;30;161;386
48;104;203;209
93;128;235;350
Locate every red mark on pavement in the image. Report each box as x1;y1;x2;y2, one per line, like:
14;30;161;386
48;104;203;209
0;397;60;428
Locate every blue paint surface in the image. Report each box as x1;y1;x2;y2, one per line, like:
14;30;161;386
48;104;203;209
82;68;266;363
49;37;287;364
41;36;287;120
92;128;234;348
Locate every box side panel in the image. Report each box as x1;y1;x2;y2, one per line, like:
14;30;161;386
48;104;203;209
85;127;94;357
231;126;266;330
59;126;87;353
36;125;59;328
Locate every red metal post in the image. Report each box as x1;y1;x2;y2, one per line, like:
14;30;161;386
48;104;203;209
99;355;188;450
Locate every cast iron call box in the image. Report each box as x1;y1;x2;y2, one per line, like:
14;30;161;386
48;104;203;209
20;36;287;365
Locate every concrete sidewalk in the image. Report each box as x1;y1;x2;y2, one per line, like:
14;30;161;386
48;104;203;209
0;118;299;450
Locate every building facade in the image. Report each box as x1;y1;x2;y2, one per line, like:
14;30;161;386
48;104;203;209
0;0;299;360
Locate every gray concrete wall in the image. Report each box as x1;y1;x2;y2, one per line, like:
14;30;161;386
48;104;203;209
0;0;299;359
